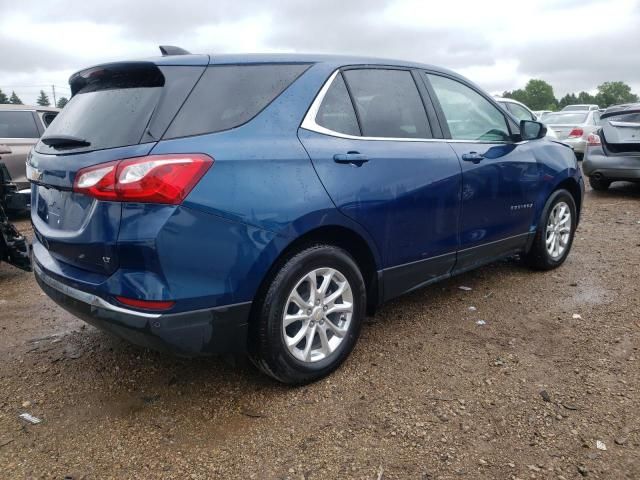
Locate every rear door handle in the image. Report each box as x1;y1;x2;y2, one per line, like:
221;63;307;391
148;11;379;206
461;152;484;164
333;152;369;167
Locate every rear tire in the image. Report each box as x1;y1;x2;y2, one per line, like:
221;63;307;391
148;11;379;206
524;189;577;270
249;244;366;385
589;176;611;191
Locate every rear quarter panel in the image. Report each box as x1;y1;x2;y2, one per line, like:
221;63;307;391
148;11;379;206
147;63;383;307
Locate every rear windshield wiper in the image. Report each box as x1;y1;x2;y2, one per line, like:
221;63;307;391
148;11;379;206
41;135;91;148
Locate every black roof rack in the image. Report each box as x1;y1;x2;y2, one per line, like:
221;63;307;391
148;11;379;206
159;45;191;56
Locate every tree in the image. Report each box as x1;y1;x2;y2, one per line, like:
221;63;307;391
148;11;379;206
9;91;22;105
56;97;69;109
523;79;557;110
558;93;578;109
36;90;50;107
0;89;8;104
594;81;639;108
576;91;597;105
503;79;557;110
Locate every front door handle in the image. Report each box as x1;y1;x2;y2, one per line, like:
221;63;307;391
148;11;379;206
461;152;484;164
333;152;369;167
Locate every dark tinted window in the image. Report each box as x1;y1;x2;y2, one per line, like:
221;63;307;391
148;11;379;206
41;112;58;127
43;87;161;150
316;74;360;136
343;69;430;138
427;74;510;141
0;111;39;138
165;64;309;139
38;63;203;153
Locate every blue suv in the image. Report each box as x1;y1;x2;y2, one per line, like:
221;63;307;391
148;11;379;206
29;48;583;384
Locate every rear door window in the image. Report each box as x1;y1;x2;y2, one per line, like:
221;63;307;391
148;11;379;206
315;73;360;136
0;111;39;138
427;74;511;142
342;69;431;139
164;64;309;139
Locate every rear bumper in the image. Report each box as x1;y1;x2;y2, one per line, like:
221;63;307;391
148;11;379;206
583;153;640;181
562;137;587;154
34;262;251;356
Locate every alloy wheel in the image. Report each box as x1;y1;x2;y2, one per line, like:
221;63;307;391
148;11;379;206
546;201;572;259
282;267;354;363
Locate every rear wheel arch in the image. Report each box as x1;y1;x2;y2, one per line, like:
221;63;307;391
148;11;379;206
249;226;380;332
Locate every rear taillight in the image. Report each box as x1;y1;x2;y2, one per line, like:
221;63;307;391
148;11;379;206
568;128;584;138
115;296;175;311
587;134;601;146
73;154;213;204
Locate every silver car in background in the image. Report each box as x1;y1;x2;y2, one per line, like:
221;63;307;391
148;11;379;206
542;110;601;159
495;97;558;139
583;104;640;190
561;104;600;112
0;104;59;191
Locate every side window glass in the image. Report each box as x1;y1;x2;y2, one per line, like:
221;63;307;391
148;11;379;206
315;74;360;136
343;69;431;139
0;111;39;138
42;112;58;128
427;74;511;142
508;103;535;122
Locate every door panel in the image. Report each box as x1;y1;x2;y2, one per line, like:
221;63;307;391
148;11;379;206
425;73;541;270
299;129;461;282
449;142;540;249
0;139;37;189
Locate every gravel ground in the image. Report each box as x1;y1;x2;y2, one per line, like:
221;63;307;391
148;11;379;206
1;182;639;479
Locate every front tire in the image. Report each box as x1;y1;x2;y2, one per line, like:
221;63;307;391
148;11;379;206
524;189;577;270
249;244;366;384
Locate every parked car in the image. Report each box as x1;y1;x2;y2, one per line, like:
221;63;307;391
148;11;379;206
583;104;640;190
0;147;31;271
495;98;558;139
542;110;601;159
534;110;553;121
0;104;59;193
561;104;599;112
29;49;584;384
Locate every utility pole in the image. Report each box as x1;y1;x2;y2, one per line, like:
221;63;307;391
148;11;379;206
51;85;56;106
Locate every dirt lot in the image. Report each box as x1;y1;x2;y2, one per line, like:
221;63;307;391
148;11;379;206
1;182;639;479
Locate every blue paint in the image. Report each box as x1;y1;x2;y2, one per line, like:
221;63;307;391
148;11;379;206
30;53;583;342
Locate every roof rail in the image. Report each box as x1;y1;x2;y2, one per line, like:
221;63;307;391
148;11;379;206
159;45;191;56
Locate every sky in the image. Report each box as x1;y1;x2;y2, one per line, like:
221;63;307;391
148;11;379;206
1;0;639;106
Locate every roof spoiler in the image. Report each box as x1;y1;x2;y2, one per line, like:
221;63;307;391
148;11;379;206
159;45;191;56
601;106;640;120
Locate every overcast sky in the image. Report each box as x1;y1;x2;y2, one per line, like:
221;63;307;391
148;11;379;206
1;0;639;105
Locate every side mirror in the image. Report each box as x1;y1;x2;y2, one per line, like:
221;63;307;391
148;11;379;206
520;120;547;140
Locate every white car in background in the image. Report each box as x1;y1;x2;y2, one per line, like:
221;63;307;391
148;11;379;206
542;110;601;160
533;110;553;121
495;97;558;139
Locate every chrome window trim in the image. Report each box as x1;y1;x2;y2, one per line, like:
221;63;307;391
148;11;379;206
300;69;516;145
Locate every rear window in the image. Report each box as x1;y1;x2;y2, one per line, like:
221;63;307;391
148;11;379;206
0;111;39;138
164;64;309;139
543;112;588;124
37;63;203;154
